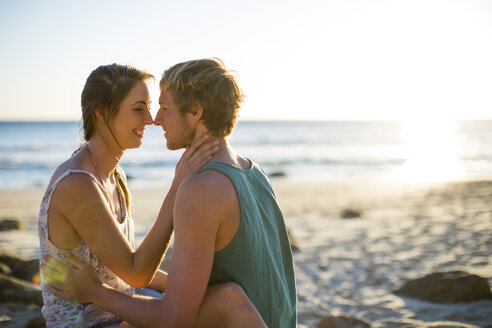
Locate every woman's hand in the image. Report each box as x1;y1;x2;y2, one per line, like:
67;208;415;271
42;253;102;304
173;134;218;186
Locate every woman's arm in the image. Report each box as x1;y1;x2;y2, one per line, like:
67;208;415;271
50;134;217;287
148;269;167;292
45;175;227;327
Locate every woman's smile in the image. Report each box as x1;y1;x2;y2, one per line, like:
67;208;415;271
133;128;145;138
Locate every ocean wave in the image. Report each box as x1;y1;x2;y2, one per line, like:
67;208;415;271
0;144;77;152
0;159;22;169
230;137;405;146
462;155;492;161
0;160;55;170
258;158;407;167
3;155;491;172
120;159;178;168
2;120;492;189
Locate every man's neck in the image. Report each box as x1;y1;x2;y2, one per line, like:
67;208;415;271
190;127;248;169
209;138;250;170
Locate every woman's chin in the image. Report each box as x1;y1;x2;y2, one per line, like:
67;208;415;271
127;140;144;150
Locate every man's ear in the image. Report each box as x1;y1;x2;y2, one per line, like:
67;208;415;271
189;103;203;124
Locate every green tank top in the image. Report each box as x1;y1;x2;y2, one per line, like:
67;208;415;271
200;160;297;328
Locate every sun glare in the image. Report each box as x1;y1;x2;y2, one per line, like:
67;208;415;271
394;118;462;182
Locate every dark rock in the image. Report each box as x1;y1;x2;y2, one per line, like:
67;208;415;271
394;271;492;303
0;218;24;231
0;302;44;327
316;315;372;328
0;273;43;305
341;209;362;219
268;171;286;178
25;315;46;327
382;319;481;327
0;248;39;281
16;259;40;282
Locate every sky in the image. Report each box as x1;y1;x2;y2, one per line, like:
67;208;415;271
0;0;491;121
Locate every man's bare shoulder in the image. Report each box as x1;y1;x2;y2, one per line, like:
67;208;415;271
180;169;235;197
175;169;237;218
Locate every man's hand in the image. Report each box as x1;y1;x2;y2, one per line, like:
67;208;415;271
42;253;102;304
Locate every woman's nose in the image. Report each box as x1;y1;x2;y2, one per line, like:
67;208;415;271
153;110;162;126
144;110;153;125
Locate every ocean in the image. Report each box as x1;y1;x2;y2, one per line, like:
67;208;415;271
1;120;492;190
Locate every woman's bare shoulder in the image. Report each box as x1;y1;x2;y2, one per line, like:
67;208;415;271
47;149;92;189
49;164;102;218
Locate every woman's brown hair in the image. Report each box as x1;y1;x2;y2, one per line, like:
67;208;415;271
80;63;153;209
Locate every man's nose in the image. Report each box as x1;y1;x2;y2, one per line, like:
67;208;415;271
153;110;162;126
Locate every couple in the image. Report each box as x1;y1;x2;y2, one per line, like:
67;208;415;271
39;58;297;327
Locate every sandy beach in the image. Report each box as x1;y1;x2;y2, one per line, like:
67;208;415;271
1;179;491;327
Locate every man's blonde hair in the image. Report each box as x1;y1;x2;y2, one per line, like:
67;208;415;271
160;58;244;137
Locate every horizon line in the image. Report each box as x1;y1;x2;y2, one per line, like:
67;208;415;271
2;118;492;123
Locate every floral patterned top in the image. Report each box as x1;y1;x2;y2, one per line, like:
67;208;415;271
38;168;136;328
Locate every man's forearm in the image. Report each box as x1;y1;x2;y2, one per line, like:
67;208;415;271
94;283;168;328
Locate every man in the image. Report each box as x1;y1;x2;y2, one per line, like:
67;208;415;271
45;58;297;327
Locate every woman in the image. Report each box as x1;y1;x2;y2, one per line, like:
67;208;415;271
38;63;219;327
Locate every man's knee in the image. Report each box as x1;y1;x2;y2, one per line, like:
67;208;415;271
216;283;265;327
216;282;246;300
215;283;250;309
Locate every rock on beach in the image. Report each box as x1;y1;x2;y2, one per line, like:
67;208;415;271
0;243;44;327
0;248;39;282
340;208;362;219
316;315;372;328
25;315;46;328
0;219;24;232
0;273;43;306
394;271;492;303
381;319;482;328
